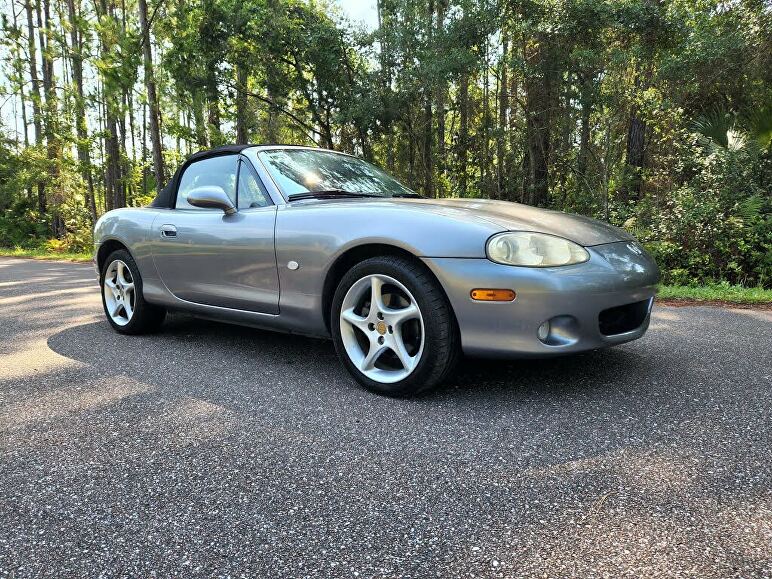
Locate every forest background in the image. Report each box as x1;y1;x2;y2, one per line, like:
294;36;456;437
0;0;770;290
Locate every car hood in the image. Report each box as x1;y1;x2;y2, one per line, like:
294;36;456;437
395;198;633;246
290;197;633;246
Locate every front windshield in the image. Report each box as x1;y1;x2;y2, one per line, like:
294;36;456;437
257;148;416;198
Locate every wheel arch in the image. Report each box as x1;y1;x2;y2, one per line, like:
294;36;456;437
96;238;134;274
321;243;457;334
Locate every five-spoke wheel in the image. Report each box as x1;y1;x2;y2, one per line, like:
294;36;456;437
100;249;166;334
103;259;136;326
331;255;459;396
339;274;425;384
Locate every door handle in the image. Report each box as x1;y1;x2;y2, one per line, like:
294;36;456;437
160;224;177;238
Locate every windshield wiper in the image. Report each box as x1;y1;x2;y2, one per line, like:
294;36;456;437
288;189;380;201
288;189;426;201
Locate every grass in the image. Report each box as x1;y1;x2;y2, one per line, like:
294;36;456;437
2;246;770;305
658;283;772;304
0;246;92;263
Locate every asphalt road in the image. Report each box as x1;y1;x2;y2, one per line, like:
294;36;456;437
1;257;770;578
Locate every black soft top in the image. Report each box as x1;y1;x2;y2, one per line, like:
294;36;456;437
150;144;255;208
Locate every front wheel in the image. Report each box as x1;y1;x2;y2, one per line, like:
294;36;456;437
331;255;460;396
101;249;166;334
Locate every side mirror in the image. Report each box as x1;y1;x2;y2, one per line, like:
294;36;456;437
186;186;236;215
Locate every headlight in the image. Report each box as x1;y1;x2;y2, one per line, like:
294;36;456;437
486;232;590;267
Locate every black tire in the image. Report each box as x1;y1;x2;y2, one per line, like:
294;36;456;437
331;255;460;396
100;249;166;335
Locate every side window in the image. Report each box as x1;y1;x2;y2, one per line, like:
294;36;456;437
175;155;238;209
237;160;272;210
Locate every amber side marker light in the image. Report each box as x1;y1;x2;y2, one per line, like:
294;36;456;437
470;289;516;302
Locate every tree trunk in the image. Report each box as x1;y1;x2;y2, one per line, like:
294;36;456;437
142;100;149;198
377;0;395;170
458;70;469;196
24;0;46;214
622;0;658;201
206;76;221;145
235;63;248;144
265;0;280;143
105;115;123;210
138;0;166;190
421;0;434;197
407;115;416;189
433;0;447;193
18;84;30;148
482;41;490;197
67;0;97;222
523;35;556;207
96;0;124;210
40;0;62;234
120;90;133;206
192;90;208;147
509;49;520;202
423;96;433;197
624;107;646;200
10;3;30;148
520;133;529;204
497;30;509;199
435;86;446;193
127;90;137;168
577;75;592;180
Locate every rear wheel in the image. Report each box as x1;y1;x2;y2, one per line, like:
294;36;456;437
331;255;459;396
101;249;166;334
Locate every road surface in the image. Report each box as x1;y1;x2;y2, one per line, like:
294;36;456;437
1;257;770;577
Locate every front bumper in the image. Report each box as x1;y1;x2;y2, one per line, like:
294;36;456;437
422;241;659;358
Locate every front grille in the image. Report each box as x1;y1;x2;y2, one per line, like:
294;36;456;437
598;299;650;336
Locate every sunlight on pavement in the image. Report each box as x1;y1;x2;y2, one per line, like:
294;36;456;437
521;448;700;493
0;338;83;381
2;376;152;431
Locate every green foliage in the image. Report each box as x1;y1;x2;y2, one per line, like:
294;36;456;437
630;133;771;287
0;196;93;254
743;105;772;150
56;197;94;253
0;199;50;248
691;109;737;150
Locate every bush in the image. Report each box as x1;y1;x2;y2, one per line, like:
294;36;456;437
57;197;94;253
626;133;771;287
0;199;49;248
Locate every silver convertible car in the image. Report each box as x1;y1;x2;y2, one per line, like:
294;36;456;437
94;145;659;395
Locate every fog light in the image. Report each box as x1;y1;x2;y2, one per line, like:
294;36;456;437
537;321;550;342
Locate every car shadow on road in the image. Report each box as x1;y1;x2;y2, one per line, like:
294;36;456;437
44;313;659;407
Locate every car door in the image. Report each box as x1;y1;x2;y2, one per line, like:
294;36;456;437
151;153;280;314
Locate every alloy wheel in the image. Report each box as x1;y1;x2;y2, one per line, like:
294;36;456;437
103;259;136;326
339;274;425;384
